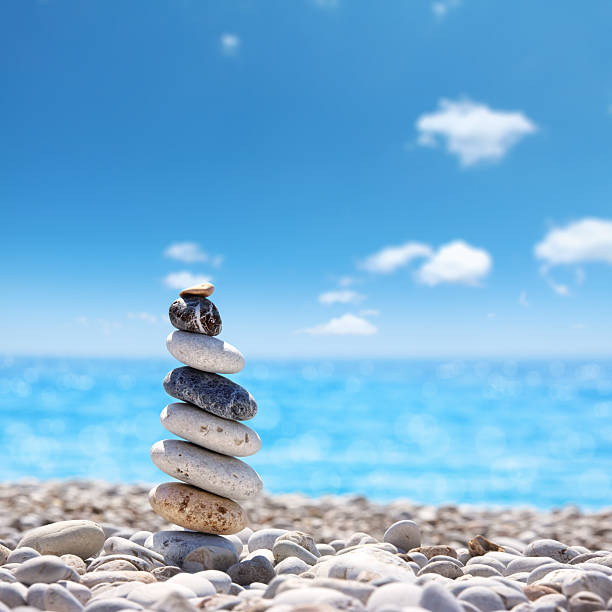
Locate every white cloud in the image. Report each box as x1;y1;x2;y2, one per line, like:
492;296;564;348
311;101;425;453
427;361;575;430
338;276;355;287
164;242;223;267
360;242;433;274
220;33;241;56
416;240;492;286
164;271;212;290
127;312;158;324
432;0;461;18
164;242;207;263
416;99;537;166
318;290;365;305
535;218;612;265
301;313;378;336
359;309;380;316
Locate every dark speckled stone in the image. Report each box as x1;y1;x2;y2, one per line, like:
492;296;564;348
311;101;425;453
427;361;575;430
163;367;257;421
169;296;222;336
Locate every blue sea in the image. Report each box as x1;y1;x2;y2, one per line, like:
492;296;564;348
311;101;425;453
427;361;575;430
1;356;611;508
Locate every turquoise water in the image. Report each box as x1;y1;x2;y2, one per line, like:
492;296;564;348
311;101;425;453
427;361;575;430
1;356;611;508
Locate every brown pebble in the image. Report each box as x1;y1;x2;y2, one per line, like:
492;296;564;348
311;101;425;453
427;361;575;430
0;543;11;566
468;535;505;557
94;560;138;572
409;545;458;560
60;554;87;575
523;584;560;601
180;282;214;298
151;565;182;581
80;570;156;588
148;482;247;535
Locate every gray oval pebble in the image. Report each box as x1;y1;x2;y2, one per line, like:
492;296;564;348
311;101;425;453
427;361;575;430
14;556;78;586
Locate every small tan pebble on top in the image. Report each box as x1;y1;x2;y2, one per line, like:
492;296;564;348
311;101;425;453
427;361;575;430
180;282;214;298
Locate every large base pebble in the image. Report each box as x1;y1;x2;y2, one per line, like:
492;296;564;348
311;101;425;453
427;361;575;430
144;531;238;571
148;482;247;535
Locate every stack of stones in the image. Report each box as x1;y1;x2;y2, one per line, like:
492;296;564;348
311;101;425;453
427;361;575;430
148;283;263;536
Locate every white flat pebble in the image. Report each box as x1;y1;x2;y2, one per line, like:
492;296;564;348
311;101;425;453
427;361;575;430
366;583;422;610
126;583;195;607
166;573;215;597
150;439;263;501
160;403;261;457
193;570;231;594
166;331;244;374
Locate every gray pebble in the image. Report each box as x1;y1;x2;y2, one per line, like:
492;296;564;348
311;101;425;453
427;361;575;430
428;555;464;567
458;586;505;612
7;549;40;565
463;563;502;578
533;593;568;611
144;531;237;571
0;583;28;608
316;544;336;557
247;530;287;553
18;521;105;561
272;541;318;566
103;538;164;567
83;598;144;612
0;569;16;584
418;561;463;579
420;581;463;612
56;581;91;605
14;556;78;586
525;539;580;564
562;570;612;601
383;521;421;553
568;590;604;612
26;583;48;609
227;556;275;585
192;570;231;594
128;533;152;548
274;532;319;558
366;582;422;610
275;556;310;575
163;367;257;421
44;584;84;612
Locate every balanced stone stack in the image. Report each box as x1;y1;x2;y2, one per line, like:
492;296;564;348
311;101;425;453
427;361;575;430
148;283;263;536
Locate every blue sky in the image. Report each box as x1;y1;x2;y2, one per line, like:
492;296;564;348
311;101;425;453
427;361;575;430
2;0;612;358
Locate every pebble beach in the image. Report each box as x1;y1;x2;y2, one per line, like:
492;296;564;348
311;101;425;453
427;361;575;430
1;480;611;611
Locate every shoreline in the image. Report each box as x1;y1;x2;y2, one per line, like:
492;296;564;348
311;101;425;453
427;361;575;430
2;480;611;552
